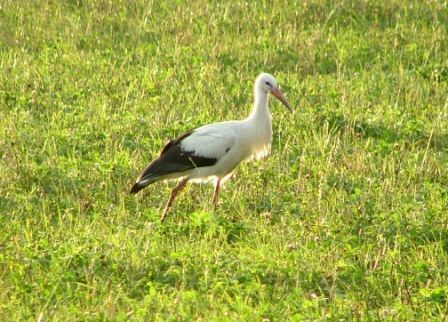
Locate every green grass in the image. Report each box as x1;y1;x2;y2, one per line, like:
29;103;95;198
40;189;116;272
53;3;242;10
1;0;448;320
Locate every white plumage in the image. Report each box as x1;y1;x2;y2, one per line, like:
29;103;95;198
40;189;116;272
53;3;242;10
130;73;292;220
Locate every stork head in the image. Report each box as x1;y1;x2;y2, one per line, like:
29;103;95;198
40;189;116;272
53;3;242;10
255;73;292;111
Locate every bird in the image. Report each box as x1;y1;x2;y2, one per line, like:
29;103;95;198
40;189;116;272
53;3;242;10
130;73;293;221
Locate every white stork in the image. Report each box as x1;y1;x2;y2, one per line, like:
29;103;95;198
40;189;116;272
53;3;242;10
131;73;292;221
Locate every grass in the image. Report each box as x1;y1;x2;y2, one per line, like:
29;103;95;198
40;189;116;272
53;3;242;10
1;0;448;320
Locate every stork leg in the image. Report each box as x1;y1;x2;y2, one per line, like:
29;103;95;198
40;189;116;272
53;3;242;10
161;178;189;221
213;179;221;209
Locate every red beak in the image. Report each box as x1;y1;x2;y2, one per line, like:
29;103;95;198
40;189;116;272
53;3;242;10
271;87;293;111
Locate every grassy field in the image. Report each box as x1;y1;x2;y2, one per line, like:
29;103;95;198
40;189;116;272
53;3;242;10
1;0;448;320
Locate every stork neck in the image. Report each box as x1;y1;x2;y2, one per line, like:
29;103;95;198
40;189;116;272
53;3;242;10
248;89;270;121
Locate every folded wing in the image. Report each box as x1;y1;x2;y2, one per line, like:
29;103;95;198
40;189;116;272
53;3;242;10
130;126;236;194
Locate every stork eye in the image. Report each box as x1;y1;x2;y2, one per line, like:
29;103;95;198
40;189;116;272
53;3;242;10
265;81;272;88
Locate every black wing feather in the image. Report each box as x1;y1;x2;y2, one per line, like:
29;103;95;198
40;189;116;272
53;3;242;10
130;131;218;194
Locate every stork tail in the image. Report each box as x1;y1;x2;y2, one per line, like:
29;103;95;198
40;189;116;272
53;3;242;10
130;178;156;194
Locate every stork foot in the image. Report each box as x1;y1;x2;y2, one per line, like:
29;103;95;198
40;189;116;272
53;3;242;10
161;178;189;221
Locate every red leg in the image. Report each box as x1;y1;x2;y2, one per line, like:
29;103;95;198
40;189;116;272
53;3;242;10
213;179;221;209
161;178;189;221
